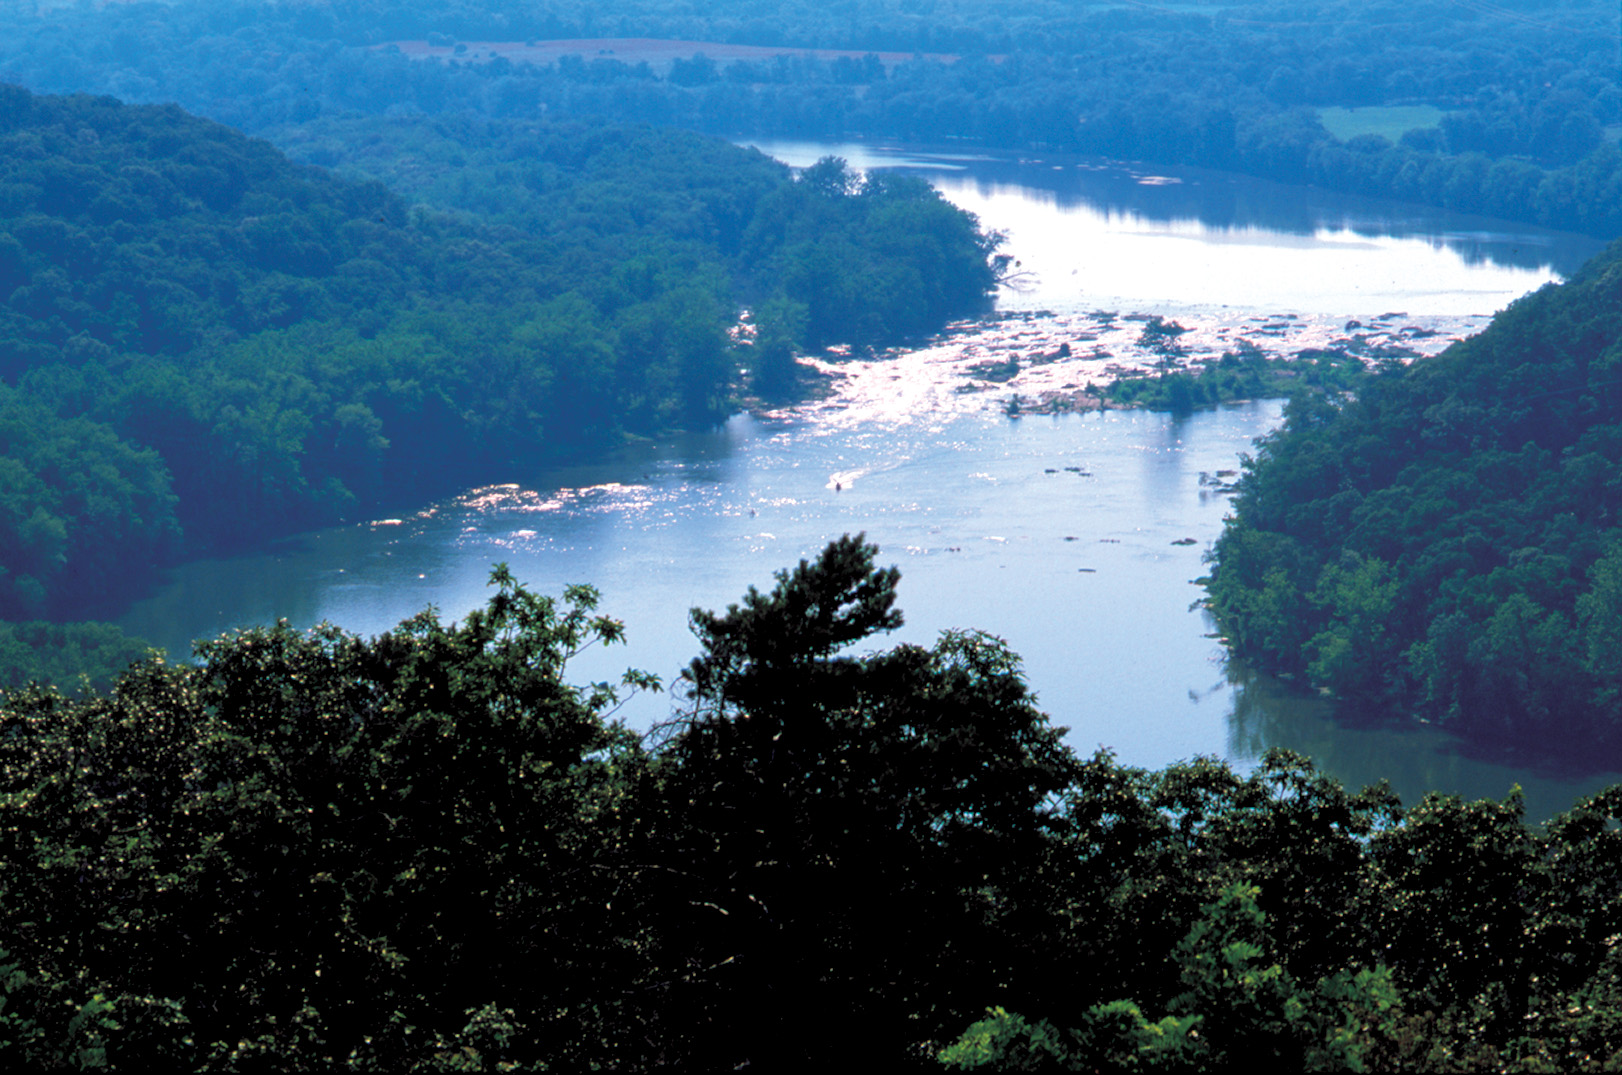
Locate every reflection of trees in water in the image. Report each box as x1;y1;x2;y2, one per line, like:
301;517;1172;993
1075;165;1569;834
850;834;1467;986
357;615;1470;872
1222;656;1622;822
1223;657;1328;767
914;153;1602;275
1223;657;1480;805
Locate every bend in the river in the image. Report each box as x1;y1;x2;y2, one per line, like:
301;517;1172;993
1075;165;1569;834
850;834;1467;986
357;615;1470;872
122;143;1612;822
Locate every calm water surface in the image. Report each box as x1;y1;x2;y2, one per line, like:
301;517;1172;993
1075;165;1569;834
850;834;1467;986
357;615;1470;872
122;146;1616;821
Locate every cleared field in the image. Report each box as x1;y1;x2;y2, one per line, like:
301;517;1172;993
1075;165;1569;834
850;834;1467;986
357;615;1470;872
1319;104;1446;142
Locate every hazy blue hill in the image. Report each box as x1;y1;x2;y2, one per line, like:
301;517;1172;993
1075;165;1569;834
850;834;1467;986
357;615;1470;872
0;0;1615;234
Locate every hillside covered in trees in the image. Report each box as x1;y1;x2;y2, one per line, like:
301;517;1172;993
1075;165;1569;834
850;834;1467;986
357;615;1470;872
0;0;1617;235
0;86;998;683
3;4;1622;1068
6;537;1622;1071
1208;235;1622;753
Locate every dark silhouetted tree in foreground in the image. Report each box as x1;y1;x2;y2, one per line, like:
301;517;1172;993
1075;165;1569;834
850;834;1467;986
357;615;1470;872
8;540;1622;1069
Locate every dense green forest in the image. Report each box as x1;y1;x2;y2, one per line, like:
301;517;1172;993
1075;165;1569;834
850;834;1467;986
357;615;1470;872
1207;235;1622;752
7;537;1622;1070
0;87;997;684
4;4;1622;1069
0;0;1617;235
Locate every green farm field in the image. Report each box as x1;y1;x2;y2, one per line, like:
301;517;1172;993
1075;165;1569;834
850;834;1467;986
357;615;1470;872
1319;104;1446;142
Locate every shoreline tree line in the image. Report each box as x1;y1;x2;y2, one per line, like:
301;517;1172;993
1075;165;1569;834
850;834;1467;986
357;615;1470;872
0;86;1000;687
1207;234;1622;756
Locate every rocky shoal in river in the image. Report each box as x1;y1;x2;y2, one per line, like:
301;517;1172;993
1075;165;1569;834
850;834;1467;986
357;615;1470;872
794;305;1491;421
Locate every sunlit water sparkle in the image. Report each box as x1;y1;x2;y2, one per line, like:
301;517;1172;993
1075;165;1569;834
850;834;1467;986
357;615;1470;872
119;144;1619;820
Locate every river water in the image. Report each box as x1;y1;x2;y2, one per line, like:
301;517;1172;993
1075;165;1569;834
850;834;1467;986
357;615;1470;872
120;144;1617;821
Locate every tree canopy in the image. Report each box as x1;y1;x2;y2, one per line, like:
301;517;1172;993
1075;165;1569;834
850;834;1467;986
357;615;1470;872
1207;235;1622;755
0;0;1615;235
0;88;998;644
9;539;1622;1069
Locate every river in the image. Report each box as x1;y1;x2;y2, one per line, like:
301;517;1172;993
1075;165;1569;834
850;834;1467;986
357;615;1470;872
119;143;1616;821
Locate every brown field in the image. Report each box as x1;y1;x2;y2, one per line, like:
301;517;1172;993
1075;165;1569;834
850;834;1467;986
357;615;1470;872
382;37;968;72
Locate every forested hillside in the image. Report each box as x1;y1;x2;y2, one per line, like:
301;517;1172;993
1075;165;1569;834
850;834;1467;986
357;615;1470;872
7;538;1622;1071
0;87;997;684
2;0;1618;235
1208;236;1622;752
3;4;1622;1067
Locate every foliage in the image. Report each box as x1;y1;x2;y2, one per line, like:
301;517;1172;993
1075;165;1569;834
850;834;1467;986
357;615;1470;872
0;1;1614;236
1206;237;1622;752
0;89;997;635
7;541;1622;1068
0;619;154;694
0;566;658;1069
648;534;1078;1067
1107;344;1373;414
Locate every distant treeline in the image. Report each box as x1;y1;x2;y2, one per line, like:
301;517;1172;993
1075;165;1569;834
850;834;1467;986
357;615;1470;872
2;0;1618;235
7;537;1622;1071
0;87;997;687
1208;235;1622;752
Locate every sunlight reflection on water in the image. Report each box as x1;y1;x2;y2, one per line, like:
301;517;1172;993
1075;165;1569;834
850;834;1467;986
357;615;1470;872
117;144;1619;821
